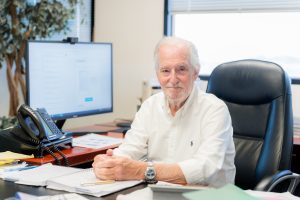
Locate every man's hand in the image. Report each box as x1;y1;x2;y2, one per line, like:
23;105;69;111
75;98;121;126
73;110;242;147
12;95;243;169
92;149;146;181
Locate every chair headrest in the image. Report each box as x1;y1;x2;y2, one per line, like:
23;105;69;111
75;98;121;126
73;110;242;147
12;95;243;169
207;59;291;104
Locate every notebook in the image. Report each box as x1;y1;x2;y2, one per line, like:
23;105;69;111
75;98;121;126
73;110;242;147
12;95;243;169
2;163;81;186
46;168;142;197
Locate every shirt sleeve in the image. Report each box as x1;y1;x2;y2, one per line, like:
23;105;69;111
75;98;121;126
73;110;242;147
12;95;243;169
113;101;150;160
178;103;235;187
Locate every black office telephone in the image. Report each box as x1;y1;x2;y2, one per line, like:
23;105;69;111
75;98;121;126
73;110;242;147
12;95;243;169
17;104;65;143
0;104;72;160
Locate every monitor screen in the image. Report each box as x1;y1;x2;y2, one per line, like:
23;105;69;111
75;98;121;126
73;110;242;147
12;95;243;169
26;41;113;120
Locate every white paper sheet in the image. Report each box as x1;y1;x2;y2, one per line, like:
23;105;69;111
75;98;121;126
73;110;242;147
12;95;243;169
72;133;123;149
2;163;81;186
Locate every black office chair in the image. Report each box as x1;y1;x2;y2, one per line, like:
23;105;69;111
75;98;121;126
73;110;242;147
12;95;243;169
206;59;300;192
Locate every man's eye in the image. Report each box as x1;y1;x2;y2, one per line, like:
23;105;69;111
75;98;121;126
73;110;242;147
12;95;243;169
178;67;188;73
161;69;170;73
179;66;188;71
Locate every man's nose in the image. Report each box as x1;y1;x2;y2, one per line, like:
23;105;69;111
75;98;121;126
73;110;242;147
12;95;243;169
169;70;179;83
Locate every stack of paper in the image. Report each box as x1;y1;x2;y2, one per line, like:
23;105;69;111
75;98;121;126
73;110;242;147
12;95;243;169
72;133;123;149
2;163;81;186
1;163;142;197
47;168;142;197
0;151;33;165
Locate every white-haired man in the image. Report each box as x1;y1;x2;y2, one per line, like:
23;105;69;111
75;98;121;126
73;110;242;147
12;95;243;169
93;37;236;187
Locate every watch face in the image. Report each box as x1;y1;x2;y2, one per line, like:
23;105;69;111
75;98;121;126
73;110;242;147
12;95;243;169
146;168;156;179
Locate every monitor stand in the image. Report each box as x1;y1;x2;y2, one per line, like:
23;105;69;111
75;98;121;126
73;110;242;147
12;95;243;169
55;119;66;130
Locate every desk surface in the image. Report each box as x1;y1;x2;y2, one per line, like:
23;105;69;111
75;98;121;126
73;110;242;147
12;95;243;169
0;179;147;200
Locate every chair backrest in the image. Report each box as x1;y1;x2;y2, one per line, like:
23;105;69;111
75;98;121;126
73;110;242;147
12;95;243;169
206;59;293;189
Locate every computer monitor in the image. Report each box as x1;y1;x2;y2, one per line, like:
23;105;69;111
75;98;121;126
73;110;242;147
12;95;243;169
26;40;113;123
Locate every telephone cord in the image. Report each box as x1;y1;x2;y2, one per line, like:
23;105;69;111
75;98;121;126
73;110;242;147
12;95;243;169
41;143;61;166
51;144;70;166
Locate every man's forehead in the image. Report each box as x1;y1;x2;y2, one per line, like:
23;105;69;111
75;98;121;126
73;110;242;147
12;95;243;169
159;46;189;60
159;43;188;53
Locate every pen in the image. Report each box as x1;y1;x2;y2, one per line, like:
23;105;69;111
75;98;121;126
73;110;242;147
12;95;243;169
4;165;37;172
80;179;115;186
19;166;38;171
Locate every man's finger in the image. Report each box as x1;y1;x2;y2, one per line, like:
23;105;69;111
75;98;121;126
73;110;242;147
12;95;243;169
94;154;108;162
106;149;113;156
94;168;115;180
96;159;117;168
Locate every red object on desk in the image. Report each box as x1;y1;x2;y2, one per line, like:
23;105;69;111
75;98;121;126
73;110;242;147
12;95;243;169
21;124;124;166
22;144;119;166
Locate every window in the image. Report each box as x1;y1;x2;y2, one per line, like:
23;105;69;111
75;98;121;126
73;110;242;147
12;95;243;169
167;0;300;83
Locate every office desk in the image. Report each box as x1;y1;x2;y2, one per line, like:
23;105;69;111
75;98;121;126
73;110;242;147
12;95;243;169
0;179;147;200
2;123;300;199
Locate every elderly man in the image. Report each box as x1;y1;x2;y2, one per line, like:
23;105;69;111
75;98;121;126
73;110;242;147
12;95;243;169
93;37;235;187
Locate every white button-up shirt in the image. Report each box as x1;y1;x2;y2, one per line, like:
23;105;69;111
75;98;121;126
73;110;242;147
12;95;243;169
114;84;236;187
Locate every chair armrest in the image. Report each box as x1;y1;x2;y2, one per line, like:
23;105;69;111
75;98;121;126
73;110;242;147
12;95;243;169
254;170;300;193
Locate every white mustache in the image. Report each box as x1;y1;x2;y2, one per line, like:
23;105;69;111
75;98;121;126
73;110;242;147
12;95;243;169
165;85;183;88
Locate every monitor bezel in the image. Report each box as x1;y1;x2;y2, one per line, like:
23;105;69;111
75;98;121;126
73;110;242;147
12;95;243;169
25;40;113;120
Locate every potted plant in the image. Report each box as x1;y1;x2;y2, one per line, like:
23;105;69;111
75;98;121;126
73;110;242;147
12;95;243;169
0;0;79;121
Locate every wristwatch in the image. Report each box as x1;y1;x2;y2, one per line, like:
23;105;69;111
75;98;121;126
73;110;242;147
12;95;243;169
144;161;157;184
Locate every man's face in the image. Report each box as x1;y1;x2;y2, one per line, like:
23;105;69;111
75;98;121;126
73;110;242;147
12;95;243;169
157;44;198;105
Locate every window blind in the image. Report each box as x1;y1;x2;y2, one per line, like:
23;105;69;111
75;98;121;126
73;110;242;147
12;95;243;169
169;0;300;13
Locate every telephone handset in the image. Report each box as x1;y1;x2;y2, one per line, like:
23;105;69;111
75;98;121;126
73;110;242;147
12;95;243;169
17;104;64;144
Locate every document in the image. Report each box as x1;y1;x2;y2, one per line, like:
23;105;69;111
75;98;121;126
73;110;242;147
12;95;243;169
15;192;89;200
183;184;261;200
2;163;81;186
246;190;300;200
0;151;33;160
46;168;142;197
72;133;123;149
0;151;33;165
149;181;208;192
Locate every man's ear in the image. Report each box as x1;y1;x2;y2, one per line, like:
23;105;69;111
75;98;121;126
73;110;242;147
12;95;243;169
193;67;200;80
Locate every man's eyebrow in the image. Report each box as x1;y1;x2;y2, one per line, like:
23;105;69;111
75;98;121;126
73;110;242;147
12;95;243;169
159;66;169;69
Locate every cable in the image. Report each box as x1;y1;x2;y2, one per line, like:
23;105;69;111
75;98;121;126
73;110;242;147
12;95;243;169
41;143;61;165
52;144;70;166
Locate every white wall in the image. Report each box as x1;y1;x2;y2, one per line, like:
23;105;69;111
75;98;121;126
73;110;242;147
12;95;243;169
64;0;164;128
